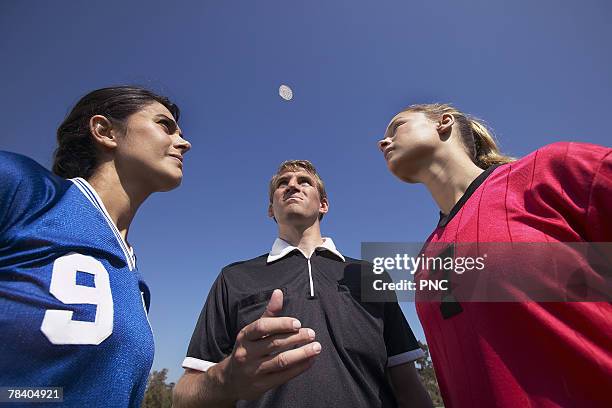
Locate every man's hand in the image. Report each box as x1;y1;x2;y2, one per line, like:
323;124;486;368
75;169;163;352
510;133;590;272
211;289;321;401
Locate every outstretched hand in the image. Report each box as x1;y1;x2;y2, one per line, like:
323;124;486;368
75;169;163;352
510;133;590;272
216;289;321;401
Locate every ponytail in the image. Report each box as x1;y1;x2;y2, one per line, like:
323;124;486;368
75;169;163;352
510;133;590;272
469;118;515;169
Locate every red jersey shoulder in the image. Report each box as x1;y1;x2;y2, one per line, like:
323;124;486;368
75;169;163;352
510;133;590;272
508;142;610;197
527;141;611;171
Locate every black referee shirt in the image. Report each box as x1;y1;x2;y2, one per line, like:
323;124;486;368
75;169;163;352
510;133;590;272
184;238;423;408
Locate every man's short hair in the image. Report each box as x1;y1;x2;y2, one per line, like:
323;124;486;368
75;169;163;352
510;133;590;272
268;160;328;220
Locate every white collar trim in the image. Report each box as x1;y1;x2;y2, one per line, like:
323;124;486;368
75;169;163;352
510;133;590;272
70;177;136;270
267;237;345;263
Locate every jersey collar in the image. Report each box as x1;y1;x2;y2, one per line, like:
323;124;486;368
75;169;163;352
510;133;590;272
437;164;501;228
70;177;137;270
267;237;346;263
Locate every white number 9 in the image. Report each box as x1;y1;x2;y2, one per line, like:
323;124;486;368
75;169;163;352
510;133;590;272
41;252;114;345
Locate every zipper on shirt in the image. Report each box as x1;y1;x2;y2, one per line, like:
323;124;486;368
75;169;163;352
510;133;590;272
307;257;315;298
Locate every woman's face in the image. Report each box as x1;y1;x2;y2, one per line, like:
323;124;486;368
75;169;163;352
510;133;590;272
113;101;191;192
378;111;442;182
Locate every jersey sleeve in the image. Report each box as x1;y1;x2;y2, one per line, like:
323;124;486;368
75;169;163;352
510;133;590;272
0;151;66;237
362;261;425;367
0;151;29;235
182;272;234;372
383;298;425;367
534;142;612;242
582;145;612;242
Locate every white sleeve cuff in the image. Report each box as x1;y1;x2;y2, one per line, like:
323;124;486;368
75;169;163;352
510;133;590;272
182;357;217;372
387;349;426;367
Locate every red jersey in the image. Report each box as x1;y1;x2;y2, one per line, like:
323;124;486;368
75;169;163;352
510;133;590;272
416;142;612;407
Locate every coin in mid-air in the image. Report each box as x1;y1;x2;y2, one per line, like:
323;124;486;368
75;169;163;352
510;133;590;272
279;84;293;101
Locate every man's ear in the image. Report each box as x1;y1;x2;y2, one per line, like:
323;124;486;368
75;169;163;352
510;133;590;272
319;197;329;216
268;204;278;223
436;113;454;135
89;115;118;150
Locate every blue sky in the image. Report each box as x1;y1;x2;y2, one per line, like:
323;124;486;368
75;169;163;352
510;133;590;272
1;0;610;382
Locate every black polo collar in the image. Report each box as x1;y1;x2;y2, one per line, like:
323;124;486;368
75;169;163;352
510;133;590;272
437;164;501;228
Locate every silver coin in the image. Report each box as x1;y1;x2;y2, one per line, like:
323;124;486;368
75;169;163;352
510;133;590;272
279;84;293;101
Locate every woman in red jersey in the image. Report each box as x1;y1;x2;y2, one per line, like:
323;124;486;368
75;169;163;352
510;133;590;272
377;103;612;407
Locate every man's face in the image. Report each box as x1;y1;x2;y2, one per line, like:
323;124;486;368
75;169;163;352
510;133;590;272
268;170;328;225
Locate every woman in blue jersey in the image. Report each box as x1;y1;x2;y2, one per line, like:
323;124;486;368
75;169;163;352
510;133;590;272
0;86;191;407
376;103;611;407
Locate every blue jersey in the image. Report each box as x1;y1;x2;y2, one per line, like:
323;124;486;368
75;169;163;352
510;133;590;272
0;152;154;407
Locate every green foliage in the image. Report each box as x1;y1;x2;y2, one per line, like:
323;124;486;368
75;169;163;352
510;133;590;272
142;369;174;408
416;341;444;407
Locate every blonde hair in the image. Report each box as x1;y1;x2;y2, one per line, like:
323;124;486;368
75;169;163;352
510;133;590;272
269;160;327;220
403;103;515;169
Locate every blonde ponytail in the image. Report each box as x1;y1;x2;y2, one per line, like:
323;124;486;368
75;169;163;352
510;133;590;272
468;118;515;169
401;103;515;169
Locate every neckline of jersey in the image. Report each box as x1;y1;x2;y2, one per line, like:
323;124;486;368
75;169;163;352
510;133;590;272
70;177;136;270
437;164;502;228
267;237;346;263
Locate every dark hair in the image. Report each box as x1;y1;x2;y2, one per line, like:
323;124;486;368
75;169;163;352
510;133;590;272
53;86;180;179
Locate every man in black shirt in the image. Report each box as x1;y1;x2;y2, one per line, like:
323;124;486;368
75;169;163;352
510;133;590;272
173;160;432;407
